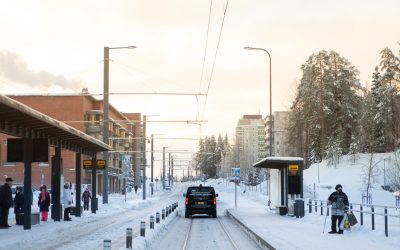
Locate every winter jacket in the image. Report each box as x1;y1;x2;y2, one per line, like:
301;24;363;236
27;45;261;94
328;190;349;216
14;192;24;214
63;187;73;208
0;183;13;209
38;192;51;212
82;191;91;203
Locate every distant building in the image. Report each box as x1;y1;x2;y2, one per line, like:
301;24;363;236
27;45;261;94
265;111;291;157
235;115;266;174
0;94;141;194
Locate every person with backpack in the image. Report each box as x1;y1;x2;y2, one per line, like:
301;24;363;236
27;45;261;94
327;184;349;234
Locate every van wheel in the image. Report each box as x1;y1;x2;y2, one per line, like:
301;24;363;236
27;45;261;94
185;211;189;218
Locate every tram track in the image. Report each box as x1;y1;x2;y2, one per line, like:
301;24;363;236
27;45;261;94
182;215;239;250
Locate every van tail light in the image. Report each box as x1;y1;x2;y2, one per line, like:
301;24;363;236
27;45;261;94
213;197;216;205
185;197;188;205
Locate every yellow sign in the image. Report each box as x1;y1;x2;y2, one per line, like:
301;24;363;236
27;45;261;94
83;160;92;169
288;165;299;171
96;160;106;170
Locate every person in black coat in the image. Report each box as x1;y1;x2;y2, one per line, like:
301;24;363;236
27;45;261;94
81;188;91;211
327;184;349;234
0;177;13;228
13;187;24;225
38;185;51;221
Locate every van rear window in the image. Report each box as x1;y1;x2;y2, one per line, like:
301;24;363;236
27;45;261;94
188;187;214;195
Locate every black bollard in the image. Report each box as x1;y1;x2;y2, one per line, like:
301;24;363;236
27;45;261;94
162;209;165;220
156;212;160;223
103;239;111;250
140;221;145;237
166;206;169;217
126;228;132;249
150;215;154;229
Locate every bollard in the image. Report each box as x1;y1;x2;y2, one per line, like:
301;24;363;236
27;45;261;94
327;206;329;216
140;221;145;237
176;201;178;207
309;199;312;213
321;201;323;216
371;206;375;230
103;239;111;250
315;201;317;213
150;215;155;229
166;206;169;217
126;228;132;249
360;205;363;226
172;203;175;212
169;205;172;214
156;212;160;223
162;209;165;220
384;207;388;237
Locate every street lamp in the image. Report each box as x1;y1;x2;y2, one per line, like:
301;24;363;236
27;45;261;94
244;46;272;206
150;133;163;196
103;45;136;204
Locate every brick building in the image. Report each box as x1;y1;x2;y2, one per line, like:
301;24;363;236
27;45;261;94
0;94;141;194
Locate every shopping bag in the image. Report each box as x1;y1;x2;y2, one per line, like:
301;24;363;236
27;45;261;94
346;211;358;226
339;213;351;230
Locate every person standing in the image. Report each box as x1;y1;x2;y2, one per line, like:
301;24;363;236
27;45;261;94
63;184;73;221
38;185;51;221
0;177;13;228
81;188;91;211
13;187;24;225
328;184;349;234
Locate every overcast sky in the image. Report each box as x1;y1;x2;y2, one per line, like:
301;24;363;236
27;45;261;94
1;0;399;172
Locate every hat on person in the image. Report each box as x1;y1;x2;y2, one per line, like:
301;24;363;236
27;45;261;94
5;177;13;182
335;184;342;190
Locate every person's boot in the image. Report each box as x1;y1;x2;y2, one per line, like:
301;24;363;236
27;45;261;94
337;230;343;234
328;231;337;234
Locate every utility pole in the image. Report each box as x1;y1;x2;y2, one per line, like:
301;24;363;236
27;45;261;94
171;156;174;186
142;115;147;200
168;152;171;186
102;47;110;204
162;146;166;190
151;134;154;196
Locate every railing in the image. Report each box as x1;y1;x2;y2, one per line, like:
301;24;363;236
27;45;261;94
307;199;400;237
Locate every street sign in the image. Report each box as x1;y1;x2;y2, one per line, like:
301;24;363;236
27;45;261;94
83;160;92;170
96;160;106;170
231;167;240;180
82;159;107;170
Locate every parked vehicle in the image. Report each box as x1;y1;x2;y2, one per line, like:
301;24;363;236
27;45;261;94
183;184;218;218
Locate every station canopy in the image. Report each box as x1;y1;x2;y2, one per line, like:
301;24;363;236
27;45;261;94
0;95;111;156
253;156;304;169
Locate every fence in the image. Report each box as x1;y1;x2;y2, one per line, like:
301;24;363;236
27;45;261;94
308;199;400;237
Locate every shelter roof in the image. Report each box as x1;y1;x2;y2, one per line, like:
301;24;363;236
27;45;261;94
0;95;111;156
253;156;304;169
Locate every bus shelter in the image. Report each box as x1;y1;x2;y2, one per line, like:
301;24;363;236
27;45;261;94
0;95;111;229
253;157;304;215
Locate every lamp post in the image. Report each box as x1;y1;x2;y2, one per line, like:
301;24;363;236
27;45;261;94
103;46;136;204
244;46;272;206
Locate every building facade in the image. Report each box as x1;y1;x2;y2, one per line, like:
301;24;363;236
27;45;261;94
235;115;266;174
265;111;291;157
0;94;141;194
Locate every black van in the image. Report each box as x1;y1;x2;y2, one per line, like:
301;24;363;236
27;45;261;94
183;184;218;218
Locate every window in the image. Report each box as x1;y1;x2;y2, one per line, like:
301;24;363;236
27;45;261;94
2;161;16;167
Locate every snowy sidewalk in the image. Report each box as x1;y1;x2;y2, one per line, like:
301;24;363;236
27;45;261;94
216;187;399;250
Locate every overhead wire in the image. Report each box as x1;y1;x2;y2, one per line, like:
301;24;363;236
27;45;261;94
200;0;230;121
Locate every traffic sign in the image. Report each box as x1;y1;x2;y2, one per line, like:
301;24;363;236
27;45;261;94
231;167;240;180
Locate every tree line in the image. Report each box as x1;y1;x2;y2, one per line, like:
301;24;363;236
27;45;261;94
288;46;400;167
